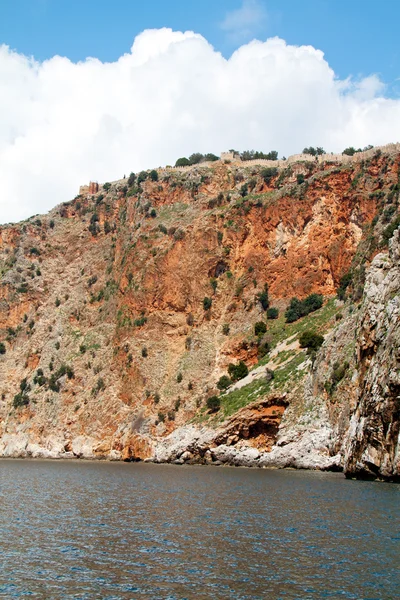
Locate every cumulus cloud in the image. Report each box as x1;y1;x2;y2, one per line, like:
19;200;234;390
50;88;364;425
1;28;400;224
221;0;267;42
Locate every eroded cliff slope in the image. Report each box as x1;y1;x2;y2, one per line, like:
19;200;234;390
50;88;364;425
0;146;399;479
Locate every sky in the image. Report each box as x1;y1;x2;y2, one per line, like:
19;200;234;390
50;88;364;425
0;0;399;223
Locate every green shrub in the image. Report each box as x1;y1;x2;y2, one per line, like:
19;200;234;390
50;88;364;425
134;316;147;327
157;411;165;422
150;208;157;218
149;170;158;182
222;323;230;335
325;361;350;394
303;293;323;313
29;247;41;256
296;174;305;185
337;271;352;300
285;294;323;322
13;378;30;408
13;391;29;408
55;298;61;307
203;297;212;311
0;342;5;354
240;183;248;197
217;375;232;391
49;220;55;229
17;283;29;294
257;342;270;358
137;171;148;184
177;372;183;383
256;284;269;310
103;182;111;191
141;347;148;358
128;172;136;187
254;321;267;337
261;167;278;184
33;369;46;386
382;216;400;246
299;331;324;352
91;377;105;397
267;307;279;319
228;361;248;382
332;361;349;384
206;395;221;413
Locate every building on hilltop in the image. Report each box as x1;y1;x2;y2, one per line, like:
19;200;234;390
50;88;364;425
79;181;99;195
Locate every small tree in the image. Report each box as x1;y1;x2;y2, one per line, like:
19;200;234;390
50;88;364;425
149;170;158;181
204;153;219;162
254;321;267;337
217;375;232;391
103;182;111;191
175;157;190;167
256;284;269;310
267;307;279;319
228;361;248;382
299;331;324;353
206;395;221;413
203;297;212;311
210;278;217;293
261;167;278;184
188;152;204;165
297;173;305;184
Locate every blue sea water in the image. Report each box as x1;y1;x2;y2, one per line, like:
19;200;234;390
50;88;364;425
0;460;398;599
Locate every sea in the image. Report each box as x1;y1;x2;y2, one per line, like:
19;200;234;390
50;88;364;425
0;460;398;599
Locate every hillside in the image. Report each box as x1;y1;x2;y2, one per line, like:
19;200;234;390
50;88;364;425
0;146;399;480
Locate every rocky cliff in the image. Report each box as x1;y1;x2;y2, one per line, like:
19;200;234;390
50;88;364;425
0;148;399;480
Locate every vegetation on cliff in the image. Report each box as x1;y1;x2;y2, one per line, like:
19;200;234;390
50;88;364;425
0;146;399;474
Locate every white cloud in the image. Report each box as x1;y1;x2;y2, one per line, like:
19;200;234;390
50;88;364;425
221;0;267;41
1;28;400;224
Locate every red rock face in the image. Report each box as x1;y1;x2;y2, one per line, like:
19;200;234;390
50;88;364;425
0;150;398;460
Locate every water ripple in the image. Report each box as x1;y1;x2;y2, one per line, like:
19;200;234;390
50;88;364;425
0;460;398;599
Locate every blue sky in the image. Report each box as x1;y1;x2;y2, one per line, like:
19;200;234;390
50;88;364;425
1;0;399;95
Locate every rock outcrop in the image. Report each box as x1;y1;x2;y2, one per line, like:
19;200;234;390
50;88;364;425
343;229;400;480
0;148;399;479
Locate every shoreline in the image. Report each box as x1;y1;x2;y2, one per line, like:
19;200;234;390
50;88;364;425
2;453;398;483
